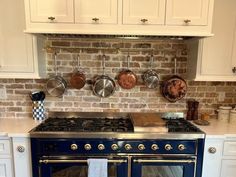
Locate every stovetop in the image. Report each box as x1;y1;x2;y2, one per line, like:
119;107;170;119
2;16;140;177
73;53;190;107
34;117;134;132
31;112;203;136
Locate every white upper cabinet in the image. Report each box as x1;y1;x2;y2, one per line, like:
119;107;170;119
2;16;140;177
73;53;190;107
0;0;46;78
166;0;210;26
123;0;166;25
28;0;74;23
24;0;214;36
187;0;236;81
75;0;118;24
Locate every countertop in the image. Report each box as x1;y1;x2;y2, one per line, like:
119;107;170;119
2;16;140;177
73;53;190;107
0;118;40;137
194;118;236;138
1;117;236;138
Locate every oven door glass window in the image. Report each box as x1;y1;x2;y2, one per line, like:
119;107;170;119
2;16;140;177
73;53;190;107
142;166;183;177
132;158;195;177
51;165;117;177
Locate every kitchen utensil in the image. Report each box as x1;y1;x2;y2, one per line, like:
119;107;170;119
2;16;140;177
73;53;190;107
29;91;46;101
193;119;210;126
230;108;236;123
161;57;187;102
142;54;159;89
130;113;168;132
92;54;116;98
46;52;67;97
70;53;86;89
117;53;137;89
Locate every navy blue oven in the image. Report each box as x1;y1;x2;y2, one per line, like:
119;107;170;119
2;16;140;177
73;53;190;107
31;138;204;177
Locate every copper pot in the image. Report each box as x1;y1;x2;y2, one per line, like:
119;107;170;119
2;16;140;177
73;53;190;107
161;58;187;102
117;54;137;89
70;54;86;89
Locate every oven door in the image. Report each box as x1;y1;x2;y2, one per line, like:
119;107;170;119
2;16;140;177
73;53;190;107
38;156;128;177
131;156;196;177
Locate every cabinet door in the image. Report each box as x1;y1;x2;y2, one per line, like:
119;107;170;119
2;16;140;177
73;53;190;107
29;0;74;23
166;0;210;26
202;138;223;177
75;0;118;24
12;138;32;177
123;0;166;25
0;0;45;78
0;159;13;177
221;160;236;177
200;0;236;76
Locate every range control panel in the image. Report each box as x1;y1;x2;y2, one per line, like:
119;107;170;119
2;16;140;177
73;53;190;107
32;138;197;155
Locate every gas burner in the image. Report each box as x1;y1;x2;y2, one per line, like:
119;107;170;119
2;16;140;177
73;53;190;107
34;117;134;132
165;118;201;132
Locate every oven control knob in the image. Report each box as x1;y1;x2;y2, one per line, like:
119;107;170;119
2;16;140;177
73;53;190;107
71;144;78;151
98;144;105;151
84;144;92;151
138;144;146;151
165;144;173;151
151;144;159;151
125;144;132;151
111;144;119;151
178;144;186;151
17;145;25;153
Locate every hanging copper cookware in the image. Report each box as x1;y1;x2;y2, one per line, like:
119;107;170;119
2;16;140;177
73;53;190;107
117;53;137;89
161;57;187;102
70;52;86;89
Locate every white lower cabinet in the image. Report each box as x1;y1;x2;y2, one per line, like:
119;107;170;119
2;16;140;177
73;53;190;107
202;137;223;177
221;160;236;177
12;137;32;177
0;138;13;177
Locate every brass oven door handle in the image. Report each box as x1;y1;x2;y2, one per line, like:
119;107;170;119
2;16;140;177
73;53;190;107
133;159;195;163
39;159;127;164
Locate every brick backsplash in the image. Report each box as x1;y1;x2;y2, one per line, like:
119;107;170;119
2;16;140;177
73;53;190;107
0;37;236;119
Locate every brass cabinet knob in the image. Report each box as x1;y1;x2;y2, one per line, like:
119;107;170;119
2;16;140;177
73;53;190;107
184;19;191;24
48;16;56;21
165;144;173;151
70;144;78;151
98;144;105;151
141;18;148;23
84;144;92;151
111;144;119;151
138;144;146;151
17;145;25;153
125;144;132;151
151;144;159;151
92;18;99;22
208;147;216;154
232;67;236;73
178;144;186;151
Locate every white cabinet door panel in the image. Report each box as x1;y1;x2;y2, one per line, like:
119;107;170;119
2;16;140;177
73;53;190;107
202;138;223;177
123;0;166;25
29;0;74;23
0;159;13;177
221;160;236;177
166;0;210;26
75;0;118;24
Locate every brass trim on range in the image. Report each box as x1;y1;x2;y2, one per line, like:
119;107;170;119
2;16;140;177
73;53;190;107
39;159;127;164
133;159;196;163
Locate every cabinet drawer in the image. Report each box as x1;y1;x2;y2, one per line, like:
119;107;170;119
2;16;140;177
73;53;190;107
223;141;236;156
0;140;11;155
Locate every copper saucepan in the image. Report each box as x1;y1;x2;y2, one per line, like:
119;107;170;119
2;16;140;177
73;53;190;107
161;57;187;102
70;53;86;89
117;54;137;89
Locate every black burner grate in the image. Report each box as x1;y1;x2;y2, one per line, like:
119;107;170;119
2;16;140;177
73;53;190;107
34;117;134;132
164;118;202;132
